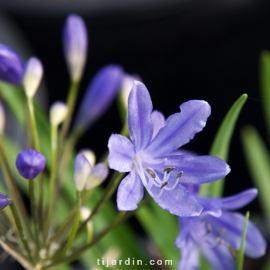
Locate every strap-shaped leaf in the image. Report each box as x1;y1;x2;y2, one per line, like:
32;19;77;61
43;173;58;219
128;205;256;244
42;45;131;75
200;94;247;197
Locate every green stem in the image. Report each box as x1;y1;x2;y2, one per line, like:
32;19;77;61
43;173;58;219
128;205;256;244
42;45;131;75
59;81;79;151
45;211;126;269
29;179;39;253
9;203;33;262
45;125;58;238
56;191;82;260
0;219;7;233
0;136;33;241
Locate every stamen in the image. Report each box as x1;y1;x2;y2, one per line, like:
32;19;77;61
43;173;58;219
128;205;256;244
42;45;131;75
218;228;226;236
176;172;183;178
161;182;168;189
205;223;212;236
164;177;180;191
164;167;175;173
146;169;156;179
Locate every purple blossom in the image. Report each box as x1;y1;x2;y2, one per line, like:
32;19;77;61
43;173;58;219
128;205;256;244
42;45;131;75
74;64;123;132
108;81;230;216
0;43;24;85
0;192;12;210
62;14;88;82
74;153;91;191
16;149;46;179
176;188;266;270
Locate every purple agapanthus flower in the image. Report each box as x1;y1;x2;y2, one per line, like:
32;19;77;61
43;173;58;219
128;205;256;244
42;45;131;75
0;192;12;210
0;43;24;85
108;81;230;216
176;188;266;270
16;149;46;179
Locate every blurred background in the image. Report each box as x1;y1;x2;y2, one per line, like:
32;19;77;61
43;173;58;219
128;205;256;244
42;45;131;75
0;0;270;269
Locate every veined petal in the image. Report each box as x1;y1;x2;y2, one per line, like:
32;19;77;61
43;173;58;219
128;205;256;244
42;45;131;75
128;81;153;151
164;155;230;184
108;134;134;172
151;110;165;140
117;169;144;211
178;236;200;270
147;183;202;217
145;100;211;157
208;212;266;258
221;188;258;210
201;244;236;270
195;196;222;217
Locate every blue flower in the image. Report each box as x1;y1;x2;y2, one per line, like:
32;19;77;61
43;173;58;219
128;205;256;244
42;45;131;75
0;192;12;210
0;43;24;85
176;188;266;270
74;64;123;132
108;81;230;216
16;149;46;179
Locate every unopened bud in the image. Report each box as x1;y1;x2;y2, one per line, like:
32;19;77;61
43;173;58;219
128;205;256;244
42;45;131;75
50;102;68;126
74;153;91;191
80;206;91;221
0;192;12;210
23;57;43;98
86;163;108;190
80;149;96;167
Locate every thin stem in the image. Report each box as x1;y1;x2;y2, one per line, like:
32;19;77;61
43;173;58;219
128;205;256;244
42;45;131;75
56;191;82;260
29;179;39;253
77;171;124;236
45;125;58;239
9;203;33;262
0;219;7;233
45;211;126;269
59;81;79;152
0;136;33;241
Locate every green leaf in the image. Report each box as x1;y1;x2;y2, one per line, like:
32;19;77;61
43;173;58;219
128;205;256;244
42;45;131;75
200;94;248;197
236;211;249;270
259;51;270;138
241;126;270;229
200;256;213;270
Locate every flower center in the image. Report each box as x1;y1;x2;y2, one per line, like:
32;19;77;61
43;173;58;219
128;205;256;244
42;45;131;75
133;154;183;199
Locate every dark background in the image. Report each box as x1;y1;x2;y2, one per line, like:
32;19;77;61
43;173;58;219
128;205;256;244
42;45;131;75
0;0;270;269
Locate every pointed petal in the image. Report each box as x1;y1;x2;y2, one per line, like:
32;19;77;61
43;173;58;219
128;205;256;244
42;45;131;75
208;212;266;258
145;100;211;157
178;236;200;270
195;196;222;217
164;155;230;184
128;81;153;151
147;183;202;217
201;244;236;270
151;110;165;140
221;188;258;210
108;134;134;172
117;169;144;211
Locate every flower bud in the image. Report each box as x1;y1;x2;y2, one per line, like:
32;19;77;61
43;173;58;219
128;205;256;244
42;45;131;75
80;149;96;167
23;57;43;98
74;65;123;132
0;192;12;210
86;163;108;190
80;206;91;221
0;43;24;85
0;102;5;135
74;153;91;191
15;149;46;179
50;102;68;126
62;14;88;82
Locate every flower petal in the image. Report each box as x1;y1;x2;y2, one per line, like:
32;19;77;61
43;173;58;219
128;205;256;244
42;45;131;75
164;155;231;184
175;217;190;248
128;81;153;151
178;236;200;270
201;244;236;270
108;134;134;172
147;183;203;217
221;188;258;210
151;110;165;140
117;169;144;211
145;100;211;157
208;212;266;258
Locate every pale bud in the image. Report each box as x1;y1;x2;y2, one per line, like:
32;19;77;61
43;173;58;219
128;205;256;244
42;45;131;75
103;247;121;263
50;102;68;126
80;206;91;221
74;153;91;191
23;57;43;98
80;149;96;167
0;102;5;135
86;163;108;190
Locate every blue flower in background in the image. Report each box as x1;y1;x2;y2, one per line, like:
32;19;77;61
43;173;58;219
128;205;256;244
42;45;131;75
176;188;266;270
0;192;12;210
108;81;230;216
0;43;24;85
